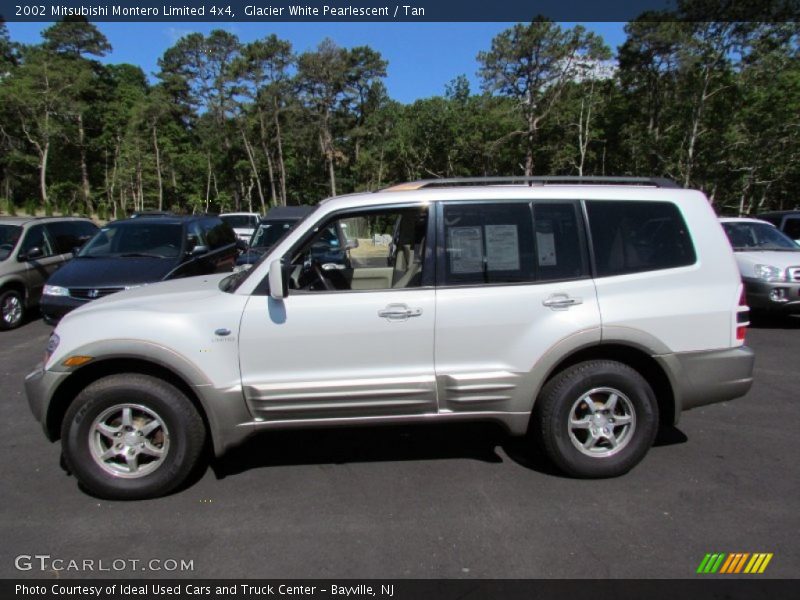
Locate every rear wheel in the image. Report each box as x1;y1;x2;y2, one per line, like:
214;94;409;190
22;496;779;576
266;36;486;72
0;288;24;330
534;360;658;478
61;374;206;500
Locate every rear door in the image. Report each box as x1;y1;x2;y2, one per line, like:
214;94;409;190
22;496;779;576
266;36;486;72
434;200;601;415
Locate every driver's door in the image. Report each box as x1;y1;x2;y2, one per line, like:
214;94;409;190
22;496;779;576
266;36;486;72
238;204;437;422
20;225;61;304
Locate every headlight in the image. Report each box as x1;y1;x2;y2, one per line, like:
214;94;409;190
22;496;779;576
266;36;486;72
43;284;69;297
44;332;60;364
754;264;785;282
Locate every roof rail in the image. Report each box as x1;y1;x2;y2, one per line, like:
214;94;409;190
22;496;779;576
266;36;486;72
381;176;682;192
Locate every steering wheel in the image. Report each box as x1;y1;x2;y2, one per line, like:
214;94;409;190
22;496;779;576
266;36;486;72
311;261;335;291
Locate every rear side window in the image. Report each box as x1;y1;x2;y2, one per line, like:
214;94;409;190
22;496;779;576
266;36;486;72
586;201;696;277
46;220;98;254
441;202;587;286
443;203;535;285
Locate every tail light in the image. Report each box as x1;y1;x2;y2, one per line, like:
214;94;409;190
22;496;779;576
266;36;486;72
735;287;749;344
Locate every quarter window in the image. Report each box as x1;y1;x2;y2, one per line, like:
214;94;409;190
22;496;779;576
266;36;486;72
586;201;696;277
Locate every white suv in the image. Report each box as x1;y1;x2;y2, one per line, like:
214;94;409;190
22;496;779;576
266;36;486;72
26;177;754;499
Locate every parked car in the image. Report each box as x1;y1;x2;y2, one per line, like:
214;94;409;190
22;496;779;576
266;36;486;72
220;212;261;243
26;176;754;499
719;217;800;314
0;216;98;330
40;215;239;324
755;210;800;245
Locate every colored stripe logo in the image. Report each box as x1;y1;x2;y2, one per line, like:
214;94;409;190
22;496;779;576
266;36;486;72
696;553;773;574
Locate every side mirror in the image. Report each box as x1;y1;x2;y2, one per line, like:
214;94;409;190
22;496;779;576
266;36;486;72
269;259;286;300
190;244;209;257
344;239;359;251
19;246;43;261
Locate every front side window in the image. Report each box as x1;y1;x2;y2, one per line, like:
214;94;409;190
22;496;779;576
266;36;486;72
45;221;98;254
587;201;696;277
204;218;237;249
287;206;429;292
19;225;55;258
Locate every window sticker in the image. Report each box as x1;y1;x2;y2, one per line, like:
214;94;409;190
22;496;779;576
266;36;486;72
536;231;557;266
448;226;484;273
485;224;520;271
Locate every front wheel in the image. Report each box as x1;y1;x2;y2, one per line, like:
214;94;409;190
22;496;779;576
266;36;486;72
61;374;206;500
0;289;24;330
534;360;658;478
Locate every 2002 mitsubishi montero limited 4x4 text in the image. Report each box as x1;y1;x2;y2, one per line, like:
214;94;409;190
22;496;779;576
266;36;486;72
26;177;755;499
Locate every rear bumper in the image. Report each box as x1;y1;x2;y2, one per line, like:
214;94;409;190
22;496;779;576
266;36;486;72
743;278;800;313
657;346;755;417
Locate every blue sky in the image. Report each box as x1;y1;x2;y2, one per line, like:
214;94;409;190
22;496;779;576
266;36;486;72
6;21;626;103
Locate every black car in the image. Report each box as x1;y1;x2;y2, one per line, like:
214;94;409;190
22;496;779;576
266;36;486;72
41;215;240;324
236;205;314;266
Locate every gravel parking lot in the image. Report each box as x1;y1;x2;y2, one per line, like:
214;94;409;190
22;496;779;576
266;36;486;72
1;315;798;579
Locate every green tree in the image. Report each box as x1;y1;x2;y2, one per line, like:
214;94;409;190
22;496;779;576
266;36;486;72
0;46;75;207
478;18;609;175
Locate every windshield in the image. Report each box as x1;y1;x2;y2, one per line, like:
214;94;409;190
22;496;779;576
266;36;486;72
721;221;800;251
79;222;184;258
221;215;258;229
0;225;22;261
250;220;299;249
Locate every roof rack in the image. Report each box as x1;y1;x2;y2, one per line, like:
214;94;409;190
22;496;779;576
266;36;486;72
381;176;682;192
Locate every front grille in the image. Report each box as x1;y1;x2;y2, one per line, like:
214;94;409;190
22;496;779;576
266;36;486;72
788;267;800;283
69;287;125;300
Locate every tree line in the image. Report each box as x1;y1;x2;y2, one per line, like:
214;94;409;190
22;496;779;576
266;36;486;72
0;13;798;220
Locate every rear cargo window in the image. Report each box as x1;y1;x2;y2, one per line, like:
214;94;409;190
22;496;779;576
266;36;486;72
586;201;696;277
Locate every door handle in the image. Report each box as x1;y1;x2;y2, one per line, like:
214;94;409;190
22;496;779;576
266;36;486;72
542;294;582;310
378;303;423;320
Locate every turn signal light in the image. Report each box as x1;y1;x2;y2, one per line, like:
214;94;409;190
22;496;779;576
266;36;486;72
62;355;94;367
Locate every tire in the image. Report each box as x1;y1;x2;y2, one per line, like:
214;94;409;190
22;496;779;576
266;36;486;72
534;360;658;478
0;288;24;330
61;374;206;500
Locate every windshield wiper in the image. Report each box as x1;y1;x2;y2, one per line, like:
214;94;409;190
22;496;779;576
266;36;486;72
119;253;165;258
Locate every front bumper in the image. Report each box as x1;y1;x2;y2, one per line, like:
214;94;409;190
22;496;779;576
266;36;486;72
743;278;800;313
39;295;88;324
25;363;70;439
658;346;755;416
